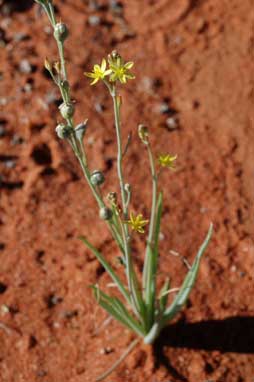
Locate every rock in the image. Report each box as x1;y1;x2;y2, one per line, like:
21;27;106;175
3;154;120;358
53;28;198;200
88;15;101;26
166;116;178;130
19;59;32;74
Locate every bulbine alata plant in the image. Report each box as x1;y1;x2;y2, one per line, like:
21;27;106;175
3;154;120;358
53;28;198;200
34;0;213;379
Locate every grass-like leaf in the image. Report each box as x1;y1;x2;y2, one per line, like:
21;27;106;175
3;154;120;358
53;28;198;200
158;277;170;314
80;236;131;305
162;223;213;324
144;192;163;327
92;286;145;337
144;223;213;344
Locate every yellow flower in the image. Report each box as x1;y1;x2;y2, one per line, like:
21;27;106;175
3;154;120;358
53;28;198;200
158;154;177;169
109;57;135;84
127;212;149;234
84;59;112;85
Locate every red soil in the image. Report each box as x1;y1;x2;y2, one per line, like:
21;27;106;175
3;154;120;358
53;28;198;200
0;0;254;381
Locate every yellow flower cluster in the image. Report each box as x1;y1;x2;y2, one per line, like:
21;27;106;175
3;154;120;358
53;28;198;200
158;154;177;169
84;52;135;86
127;212;149;234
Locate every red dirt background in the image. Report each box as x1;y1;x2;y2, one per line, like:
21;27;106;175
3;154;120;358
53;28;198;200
0;0;254;381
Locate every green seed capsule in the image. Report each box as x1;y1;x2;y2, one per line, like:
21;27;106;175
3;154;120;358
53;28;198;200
99;207;113;221
55;123;72;139
74;120;88;141
90;170;105;186
54;23;69;42
59;102;75;119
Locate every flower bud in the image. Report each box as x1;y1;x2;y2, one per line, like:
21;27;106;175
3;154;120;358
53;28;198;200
138;124;149;144
124;183;131;193
54;23;69;42
90;170;105;186
74;120;88;141
107;192;117;205
53;61;61;74
59;102;75;119
99;207;113;221
55;123;72;139
108;50;121;64
44;57;52;72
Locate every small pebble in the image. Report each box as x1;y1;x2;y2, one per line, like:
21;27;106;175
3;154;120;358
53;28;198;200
158;102;170;114
166;116;178;130
52;322;60;329
110;0;123;15
88;15;101;26
13;33;29;42
0;98;7;106
49;295;62;306
1;304;10;315
19;59;32;74
11;135;24;145
94;102;105;114
23;83;32;93
100;347;113;355
5;160;16;169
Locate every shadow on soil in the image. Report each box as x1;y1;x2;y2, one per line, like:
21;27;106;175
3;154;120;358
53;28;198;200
153;316;254;381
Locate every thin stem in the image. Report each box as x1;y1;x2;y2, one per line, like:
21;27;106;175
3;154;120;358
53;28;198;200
47;2;68;83
44;5;125;252
112;89;128;217
57;41;68;81
111;86;145;322
146;142;158;248
69;137;124;252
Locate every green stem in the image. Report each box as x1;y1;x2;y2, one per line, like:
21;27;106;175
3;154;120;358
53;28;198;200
69;137;124;251
47;2;68;83
57;41;68;81
112;90;128;218
146;143;158;249
40;1;126;274
111;87;145;322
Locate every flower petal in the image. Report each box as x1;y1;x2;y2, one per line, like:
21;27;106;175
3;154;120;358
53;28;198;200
90;77;99;85
101;58;107;72
124;61;134;69
84;72;95;78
